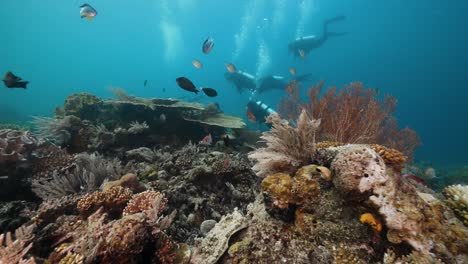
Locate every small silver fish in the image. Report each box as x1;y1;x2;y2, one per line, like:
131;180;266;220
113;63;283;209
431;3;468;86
160;114;167;123
80;4;98;22
202;37;214;54
192;59;202;69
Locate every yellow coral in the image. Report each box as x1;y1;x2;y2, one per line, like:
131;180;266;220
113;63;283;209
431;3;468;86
443;184;468;226
368;144;407;168
261;173;295;204
359;213;382;232
58;252;84;264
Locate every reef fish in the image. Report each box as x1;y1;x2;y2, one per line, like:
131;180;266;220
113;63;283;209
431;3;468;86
3;71;28;89
200;133;213;145
246;108;256;123
144;80;148;87
192;59;202;69
201;87;218;97
289;67;296;75
225;63;237;73
176;77;198;94
202;37;214;54
80;4;97;22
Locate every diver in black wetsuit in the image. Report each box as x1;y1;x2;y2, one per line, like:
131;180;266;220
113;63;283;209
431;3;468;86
256;73;313;94
288;15;346;58
246;100;277;125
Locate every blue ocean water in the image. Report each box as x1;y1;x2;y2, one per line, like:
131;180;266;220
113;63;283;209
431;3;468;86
1;0;467;168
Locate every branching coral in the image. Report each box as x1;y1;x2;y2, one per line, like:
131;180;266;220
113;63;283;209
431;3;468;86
248;110;320;177
443;184;468;225
0;225;35;264
49;188;177;264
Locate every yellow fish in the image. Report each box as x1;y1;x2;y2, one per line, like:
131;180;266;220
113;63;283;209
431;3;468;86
225;63;237;73
192;59;202;69
289;67;296;75
298;49;305;58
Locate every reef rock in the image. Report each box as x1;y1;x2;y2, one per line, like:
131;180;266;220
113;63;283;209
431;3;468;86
191;208;248;264
330;144;468;261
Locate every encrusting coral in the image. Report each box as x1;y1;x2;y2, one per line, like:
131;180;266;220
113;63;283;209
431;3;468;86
331;144;468;261
77;186;133;217
122;190;167;216
443;184;468;225
368;144;407;169
248;110;320;177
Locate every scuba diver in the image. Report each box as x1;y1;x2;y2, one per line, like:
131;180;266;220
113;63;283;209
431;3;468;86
224;70;257;94
256;73;314;94
246;100;277;125
288;15;346;58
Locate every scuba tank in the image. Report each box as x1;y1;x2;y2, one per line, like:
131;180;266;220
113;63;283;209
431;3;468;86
246;100;277;124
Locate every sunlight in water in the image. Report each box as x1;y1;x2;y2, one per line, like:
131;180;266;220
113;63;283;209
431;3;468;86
255;39;271;79
295;0;318;38
159;0;183;62
232;0;265;62
271;0;287;39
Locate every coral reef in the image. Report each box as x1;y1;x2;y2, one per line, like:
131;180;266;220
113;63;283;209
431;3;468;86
443;184;468;225
248;110;320;177
0;225;35;264
191;209;248;264
278;80;421;160
0;129;51;200
331;144;468;260
77;186;133;217
32;153;135;200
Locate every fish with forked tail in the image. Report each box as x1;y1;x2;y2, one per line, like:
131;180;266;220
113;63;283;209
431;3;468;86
3;71;28;89
80;4;98;22
176;77;199;94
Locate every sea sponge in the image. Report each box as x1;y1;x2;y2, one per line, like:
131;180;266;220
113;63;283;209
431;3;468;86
368;144;407;169
63;92;102;119
261;173;295;206
77;186;133;217
443;184;468;225
359;213;382;232
123;190;167;216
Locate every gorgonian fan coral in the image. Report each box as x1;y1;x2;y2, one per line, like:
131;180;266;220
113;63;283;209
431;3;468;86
278;80;420;160
248;110;320;177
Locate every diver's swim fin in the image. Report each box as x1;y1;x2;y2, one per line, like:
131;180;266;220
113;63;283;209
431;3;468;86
325;15;346;24
327;31;347;37
295;73;314;83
